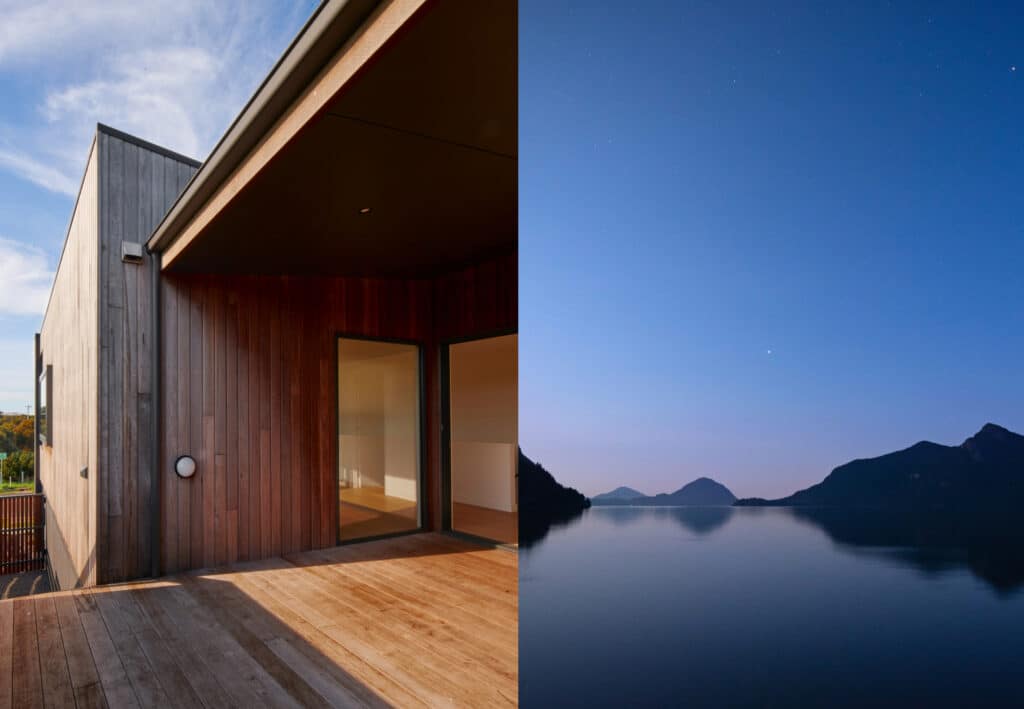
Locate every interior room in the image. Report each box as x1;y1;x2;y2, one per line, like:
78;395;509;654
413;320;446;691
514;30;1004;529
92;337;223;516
338;337;421;541
449;333;518;545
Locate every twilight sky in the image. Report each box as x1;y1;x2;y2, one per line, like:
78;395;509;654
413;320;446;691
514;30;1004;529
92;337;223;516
519;1;1024;498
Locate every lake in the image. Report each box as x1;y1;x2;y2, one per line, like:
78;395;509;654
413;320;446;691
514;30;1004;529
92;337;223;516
520;505;1024;707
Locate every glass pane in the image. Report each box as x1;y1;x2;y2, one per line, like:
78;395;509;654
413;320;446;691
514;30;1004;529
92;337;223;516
37;366;48;446
450;334;518;544
338;338;420;541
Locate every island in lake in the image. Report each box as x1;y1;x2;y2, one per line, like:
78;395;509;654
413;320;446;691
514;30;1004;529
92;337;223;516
592;477;736;506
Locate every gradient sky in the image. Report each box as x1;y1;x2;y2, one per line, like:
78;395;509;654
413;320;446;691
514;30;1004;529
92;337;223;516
520;1;1024;498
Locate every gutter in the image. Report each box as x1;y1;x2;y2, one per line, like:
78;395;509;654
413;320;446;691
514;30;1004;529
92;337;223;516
146;0;381;255
150;252;162;578
33;333;40;494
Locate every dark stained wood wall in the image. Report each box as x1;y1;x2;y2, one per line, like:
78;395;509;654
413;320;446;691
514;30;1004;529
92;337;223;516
434;252;518;341
159;252;515;573
97;128;198;584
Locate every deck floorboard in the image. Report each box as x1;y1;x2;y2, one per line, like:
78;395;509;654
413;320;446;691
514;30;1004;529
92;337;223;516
0;534;517;708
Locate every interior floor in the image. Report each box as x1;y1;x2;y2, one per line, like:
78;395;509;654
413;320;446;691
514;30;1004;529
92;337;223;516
452;502;517;546
337;489;518;545
339;485;418;541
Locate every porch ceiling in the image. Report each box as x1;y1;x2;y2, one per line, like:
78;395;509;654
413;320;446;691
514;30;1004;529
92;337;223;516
167;0;516;278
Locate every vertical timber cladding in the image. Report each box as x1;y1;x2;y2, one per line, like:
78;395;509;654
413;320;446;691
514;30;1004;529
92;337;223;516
158;253;516;574
37;142;100;590
159;274;433;573
97;127;198;584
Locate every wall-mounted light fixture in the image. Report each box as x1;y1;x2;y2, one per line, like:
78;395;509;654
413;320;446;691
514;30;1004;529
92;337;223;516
175;455;197;479
121;241;145;264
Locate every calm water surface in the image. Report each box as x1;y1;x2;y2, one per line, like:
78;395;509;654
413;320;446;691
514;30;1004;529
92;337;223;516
520;506;1024;707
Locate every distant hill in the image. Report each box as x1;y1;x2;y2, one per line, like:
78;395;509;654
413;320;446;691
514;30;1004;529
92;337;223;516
591;486;646;503
592;477;736;506
736;423;1024;510
519;450;590;547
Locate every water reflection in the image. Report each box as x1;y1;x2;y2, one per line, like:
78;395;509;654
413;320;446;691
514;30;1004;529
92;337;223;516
526;502;1024;593
787;506;1024;594
523;505;737;547
521;503;1024;707
520;504;587;548
596;505;734;536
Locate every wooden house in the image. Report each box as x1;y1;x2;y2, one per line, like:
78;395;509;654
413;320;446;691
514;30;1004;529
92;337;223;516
35;0;517;590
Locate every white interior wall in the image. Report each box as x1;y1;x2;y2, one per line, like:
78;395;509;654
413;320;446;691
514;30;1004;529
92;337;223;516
383;350;419;501
450;334;518;512
451;441;516;511
338;342;419;501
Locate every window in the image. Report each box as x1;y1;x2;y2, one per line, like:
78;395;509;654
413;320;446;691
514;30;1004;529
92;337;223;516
38;364;51;447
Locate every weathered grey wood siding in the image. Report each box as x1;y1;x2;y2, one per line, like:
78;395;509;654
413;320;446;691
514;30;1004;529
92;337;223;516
38;141;101;590
97;127;198;584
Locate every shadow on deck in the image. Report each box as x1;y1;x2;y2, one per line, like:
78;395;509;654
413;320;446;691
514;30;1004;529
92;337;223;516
0;570;50;600
0;533;517;707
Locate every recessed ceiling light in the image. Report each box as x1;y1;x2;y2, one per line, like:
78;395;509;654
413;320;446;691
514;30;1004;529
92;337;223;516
359;207;372;215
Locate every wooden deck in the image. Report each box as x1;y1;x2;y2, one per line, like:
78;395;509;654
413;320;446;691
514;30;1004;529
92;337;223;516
0;533;517;708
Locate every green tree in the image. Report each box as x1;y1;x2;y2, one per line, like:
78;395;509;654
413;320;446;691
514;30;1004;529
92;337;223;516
0;414;34;453
2;450;33;483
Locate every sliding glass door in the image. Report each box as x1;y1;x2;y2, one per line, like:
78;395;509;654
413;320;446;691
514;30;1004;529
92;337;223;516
447;334;518;544
338;337;422;542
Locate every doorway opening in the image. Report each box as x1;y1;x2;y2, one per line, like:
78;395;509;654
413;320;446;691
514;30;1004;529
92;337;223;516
444;333;518;545
337;337;423;542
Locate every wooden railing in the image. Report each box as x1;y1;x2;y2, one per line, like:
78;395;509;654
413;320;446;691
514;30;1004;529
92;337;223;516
0;493;45;574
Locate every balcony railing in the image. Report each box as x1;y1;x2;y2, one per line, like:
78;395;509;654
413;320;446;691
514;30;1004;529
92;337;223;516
0;493;45;574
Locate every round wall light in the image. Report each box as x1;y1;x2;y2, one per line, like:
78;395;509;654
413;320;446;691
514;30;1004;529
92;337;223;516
175;455;197;479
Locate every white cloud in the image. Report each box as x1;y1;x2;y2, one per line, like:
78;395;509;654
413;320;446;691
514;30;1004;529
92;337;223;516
0;147;78;196
42;46;217;159
0;0;313;194
0;237;53;317
0;1;193;64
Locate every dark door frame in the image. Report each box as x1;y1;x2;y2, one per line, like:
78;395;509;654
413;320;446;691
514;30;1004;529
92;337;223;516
334;332;428;546
439;329;518;547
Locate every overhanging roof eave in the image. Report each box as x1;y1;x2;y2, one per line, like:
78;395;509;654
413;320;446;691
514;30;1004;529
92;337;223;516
145;0;382;255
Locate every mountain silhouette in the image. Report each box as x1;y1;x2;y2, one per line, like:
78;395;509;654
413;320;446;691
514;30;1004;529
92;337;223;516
732;424;1024;592
591;486;646;503
735;423;1024;510
519;450;590;547
593;477;736;506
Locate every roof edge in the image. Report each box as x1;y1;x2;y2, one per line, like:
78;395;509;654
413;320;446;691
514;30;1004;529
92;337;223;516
146;0;382;254
97;123;201;168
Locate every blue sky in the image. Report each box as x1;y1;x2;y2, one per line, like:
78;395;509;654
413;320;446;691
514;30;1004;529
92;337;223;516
2;2;1022;501
0;0;316;413
520;1;1024;498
